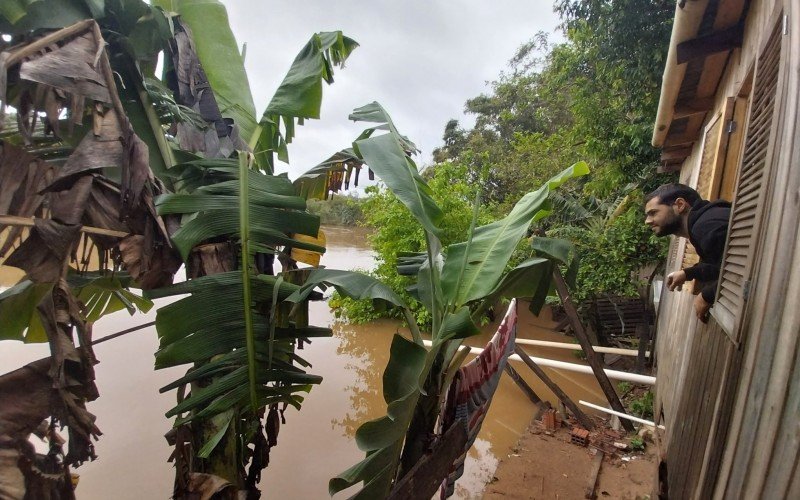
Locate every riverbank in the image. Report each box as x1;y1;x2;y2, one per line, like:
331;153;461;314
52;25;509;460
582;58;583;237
483;417;657;499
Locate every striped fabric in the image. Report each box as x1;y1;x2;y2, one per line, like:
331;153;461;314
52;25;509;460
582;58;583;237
438;299;518;498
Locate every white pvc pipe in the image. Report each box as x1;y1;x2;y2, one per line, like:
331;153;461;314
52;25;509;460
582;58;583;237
515;338;650;357
422;341;656;386
579;400;665;430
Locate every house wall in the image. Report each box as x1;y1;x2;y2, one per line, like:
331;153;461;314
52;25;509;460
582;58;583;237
653;1;800;498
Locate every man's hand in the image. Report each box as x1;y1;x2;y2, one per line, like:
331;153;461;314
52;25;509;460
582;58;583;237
694;294;711;323
667;270;687;291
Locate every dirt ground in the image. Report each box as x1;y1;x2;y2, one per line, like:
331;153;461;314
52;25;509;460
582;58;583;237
483;421;657;500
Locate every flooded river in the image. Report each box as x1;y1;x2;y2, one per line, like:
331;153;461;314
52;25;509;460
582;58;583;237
0;226;607;499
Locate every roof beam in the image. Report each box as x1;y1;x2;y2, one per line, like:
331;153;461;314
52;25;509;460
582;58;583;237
661;147;693;162
673;96;715;119
676;22;744;64
663;132;697;148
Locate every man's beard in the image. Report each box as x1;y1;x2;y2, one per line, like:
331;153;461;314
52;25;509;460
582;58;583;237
655;213;682;236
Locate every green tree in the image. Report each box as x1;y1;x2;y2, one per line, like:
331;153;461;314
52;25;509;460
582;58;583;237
0;1;359;497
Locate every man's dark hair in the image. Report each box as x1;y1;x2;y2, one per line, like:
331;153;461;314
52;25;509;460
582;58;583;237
644;183;701;206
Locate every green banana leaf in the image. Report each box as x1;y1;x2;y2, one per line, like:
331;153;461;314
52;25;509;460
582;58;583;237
531;235;580;289
0;280;52;342
440;161;589;307
285;268;407;312
73;274;153;322
349;102;442;238
329;334;428;499
156;165;322;260
253;32;359;170
0;0;89;33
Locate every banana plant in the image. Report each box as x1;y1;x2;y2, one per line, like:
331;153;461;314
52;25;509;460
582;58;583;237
294;102;589;498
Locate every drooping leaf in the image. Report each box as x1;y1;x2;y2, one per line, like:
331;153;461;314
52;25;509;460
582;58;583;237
349;102;442;237
436;307;480;343
284;268;406;311
253;31;358;170
530;236;575;266
73;274;153;322
330;335;427;498
197;410;233;459
440;161;589;307
154;0;258;143
0;280;53;342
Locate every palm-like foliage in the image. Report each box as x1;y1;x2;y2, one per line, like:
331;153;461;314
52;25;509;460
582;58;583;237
296;102;589;498
1;0;362;497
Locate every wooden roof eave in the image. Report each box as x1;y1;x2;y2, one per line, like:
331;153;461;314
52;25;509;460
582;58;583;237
652;0;713;149
652;0;748;170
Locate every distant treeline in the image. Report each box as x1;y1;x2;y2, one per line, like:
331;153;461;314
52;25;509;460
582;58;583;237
331;0;677;326
306;195;365;226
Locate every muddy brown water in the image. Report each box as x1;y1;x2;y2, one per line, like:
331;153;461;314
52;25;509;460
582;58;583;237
0;225;608;499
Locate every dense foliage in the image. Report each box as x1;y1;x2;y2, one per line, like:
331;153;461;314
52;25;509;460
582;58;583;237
306;195;365;225
426;0;675;309
330;162;495;325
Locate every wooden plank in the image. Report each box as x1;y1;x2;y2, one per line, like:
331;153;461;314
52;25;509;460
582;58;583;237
513;345;594;431
636;324;651;374
503;363;545;410
584;451;605;499
387;423;468;500
673;97;715;118
676;22;744;64
661;147;693;162
680;324;724;498
553;269;635;432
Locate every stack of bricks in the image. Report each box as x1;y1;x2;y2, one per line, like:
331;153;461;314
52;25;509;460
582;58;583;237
542;408;558;431
571;427;590;447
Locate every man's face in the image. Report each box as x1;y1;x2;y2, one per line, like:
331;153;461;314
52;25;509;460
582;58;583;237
644;197;682;237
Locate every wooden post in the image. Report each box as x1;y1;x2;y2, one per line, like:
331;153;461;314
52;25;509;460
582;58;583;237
504;364;549;420
585;451;604;499
513;346;595;430
552;269;636;432
387;423;468;500
636;324;651;374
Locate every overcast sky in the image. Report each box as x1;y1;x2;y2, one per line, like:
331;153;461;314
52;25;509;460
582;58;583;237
224;1;561;184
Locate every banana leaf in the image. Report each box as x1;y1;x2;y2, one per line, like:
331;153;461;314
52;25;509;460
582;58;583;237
154;0;258;143
285;268;406;312
67;272;153;321
349;102;442;238
329;334;427;499
440;161;589;307
253;31;359;170
0;280;52;342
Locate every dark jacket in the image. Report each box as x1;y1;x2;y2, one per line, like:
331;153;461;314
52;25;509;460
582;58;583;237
684;199;732;304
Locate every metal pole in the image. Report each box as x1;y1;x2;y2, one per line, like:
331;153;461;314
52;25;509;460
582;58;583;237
516;338;650;357
421;341;656;385
578;400;665;430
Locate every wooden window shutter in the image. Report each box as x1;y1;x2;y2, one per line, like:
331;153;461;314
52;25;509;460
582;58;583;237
713;19;784;338
682;100;734;281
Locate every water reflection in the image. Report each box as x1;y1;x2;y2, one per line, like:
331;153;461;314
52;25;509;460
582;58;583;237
1;225;609;499
330;320;396;438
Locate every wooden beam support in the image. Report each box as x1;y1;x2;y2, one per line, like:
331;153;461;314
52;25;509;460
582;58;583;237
552;269;635;432
513;345;595;431
0;214;128;238
387;423;468;500
585;451;605;499
662;132;697;148
658;162;683;174
673;97;715;119
504;363;547;417
660;147;692;162
676;22;744;64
